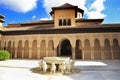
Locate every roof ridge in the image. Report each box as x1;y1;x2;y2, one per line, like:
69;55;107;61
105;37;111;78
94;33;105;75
59;3;76;8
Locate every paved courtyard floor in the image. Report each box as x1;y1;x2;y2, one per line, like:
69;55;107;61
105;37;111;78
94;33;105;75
0;59;120;80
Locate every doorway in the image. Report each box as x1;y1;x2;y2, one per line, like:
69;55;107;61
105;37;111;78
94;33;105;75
75;40;82;59
58;39;72;57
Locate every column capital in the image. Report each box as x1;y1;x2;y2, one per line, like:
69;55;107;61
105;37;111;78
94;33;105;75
71;41;76;48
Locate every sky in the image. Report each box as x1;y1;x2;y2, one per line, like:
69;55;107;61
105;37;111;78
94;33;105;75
0;0;120;26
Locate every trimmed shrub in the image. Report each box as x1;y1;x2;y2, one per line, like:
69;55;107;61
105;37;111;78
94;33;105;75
0;50;10;60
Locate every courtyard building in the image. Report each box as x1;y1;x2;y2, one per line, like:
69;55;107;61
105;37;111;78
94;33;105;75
0;3;120;60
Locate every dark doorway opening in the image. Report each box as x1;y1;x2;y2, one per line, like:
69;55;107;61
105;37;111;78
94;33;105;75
60;39;72;56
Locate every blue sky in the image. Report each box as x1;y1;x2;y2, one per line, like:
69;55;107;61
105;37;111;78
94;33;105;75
0;0;120;26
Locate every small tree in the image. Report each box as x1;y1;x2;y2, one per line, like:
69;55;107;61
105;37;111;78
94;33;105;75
0;50;10;60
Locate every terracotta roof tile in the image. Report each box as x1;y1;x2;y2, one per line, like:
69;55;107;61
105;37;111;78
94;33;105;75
21;20;54;25
2;24;120;35
76;18;104;22
6;20;54;27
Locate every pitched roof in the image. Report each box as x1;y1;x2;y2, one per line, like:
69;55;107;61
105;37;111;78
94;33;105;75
57;3;76;8
50;3;84;17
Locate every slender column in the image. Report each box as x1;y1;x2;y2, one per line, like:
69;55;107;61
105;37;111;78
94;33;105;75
15;47;17;58
46;39;48;57
72;47;75;59
91;47;94;60
81;40;84;60
54;47;57;57
39;40;42;59
54;40;59;57
22;41;24;59
101;39;104;60
29;40;32;59
14;41;18;58
5;41;8;50
58;44;61;56
29;46;32;59
10;41;12;56
71;41;76;59
46;47;48;57
10;41;12;58
37;40;40;59
37;46;40;59
111;46;113;60
90;40;94;60
110;39;113;60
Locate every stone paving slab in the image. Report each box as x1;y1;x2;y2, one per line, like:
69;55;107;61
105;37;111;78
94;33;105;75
0;59;120;80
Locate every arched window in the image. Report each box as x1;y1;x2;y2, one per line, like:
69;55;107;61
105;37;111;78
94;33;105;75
63;19;66;26
67;19;71;25
59;19;62;26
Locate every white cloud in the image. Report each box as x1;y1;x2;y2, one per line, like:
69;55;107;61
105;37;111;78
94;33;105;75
89;0;105;12
0;0;37;13
87;11;106;19
42;0;106;19
87;0;106;19
32;15;36;19
0;0;106;19
40;17;52;20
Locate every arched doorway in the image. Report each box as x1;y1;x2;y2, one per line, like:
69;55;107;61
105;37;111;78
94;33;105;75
12;42;15;58
113;39;120;59
32;40;37;59
24;40;29;58
75;39;82;59
48;40;54;57
104;39;112;59
17;40;22;58
93;39;101;59
58;39;72;57
84;39;91;59
40;40;46;59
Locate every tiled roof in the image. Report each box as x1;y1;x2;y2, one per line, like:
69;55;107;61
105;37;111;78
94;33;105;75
21;20;54;25
57;3;76;8
76;18;104;22
1;24;120;35
5;20;54;28
50;3;84;17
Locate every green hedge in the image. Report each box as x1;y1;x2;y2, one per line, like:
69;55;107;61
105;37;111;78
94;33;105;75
0;50;10;60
